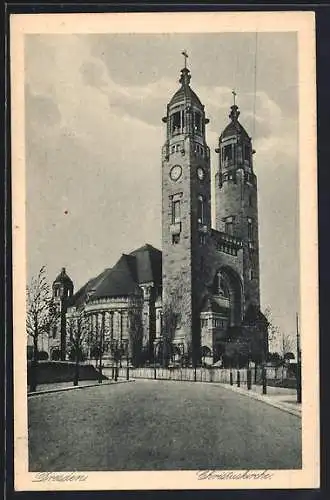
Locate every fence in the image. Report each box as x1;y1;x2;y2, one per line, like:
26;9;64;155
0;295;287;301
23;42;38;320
100;365;295;387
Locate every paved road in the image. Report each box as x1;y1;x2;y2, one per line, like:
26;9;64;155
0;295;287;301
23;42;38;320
28;380;301;471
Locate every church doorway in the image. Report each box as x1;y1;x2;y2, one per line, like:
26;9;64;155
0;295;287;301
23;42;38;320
211;266;243;326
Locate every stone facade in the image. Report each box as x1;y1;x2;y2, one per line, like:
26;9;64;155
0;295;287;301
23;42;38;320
48;61;268;367
161;65;267;366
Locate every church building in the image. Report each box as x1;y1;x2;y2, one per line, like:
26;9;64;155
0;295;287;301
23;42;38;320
50;58;268;367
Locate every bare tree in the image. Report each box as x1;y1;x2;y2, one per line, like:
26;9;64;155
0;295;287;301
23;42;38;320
89;312;110;383
26;266;59;391
264;307;281;347
264;306;294;361
161;284;187;367
280;332;294;359
67;308;89;386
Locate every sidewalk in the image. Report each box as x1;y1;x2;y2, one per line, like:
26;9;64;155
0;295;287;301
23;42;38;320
27;378;132;397
218;382;301;417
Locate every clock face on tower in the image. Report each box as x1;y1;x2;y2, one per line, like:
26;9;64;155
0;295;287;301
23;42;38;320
197;167;205;180
170;165;182;181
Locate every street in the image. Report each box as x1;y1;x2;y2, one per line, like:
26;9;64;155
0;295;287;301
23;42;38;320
28;380;301;471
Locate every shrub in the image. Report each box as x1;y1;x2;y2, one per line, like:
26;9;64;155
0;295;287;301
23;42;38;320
37;350;49;361
50;349;61;361
68;347;86;362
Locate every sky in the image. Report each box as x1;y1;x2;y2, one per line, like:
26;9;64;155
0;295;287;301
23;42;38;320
25;32;299;350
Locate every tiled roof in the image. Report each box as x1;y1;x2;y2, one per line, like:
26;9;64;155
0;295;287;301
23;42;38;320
68;244;162;306
169;85;202;107
93;254;139;299
67;268;111;307
53;267;73;286
129;244;162;285
221;120;250;140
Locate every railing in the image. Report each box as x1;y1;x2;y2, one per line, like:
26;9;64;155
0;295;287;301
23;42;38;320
101;366;292;385
213;230;243;249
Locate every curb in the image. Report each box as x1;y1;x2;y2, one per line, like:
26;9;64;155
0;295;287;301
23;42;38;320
218;383;301;418
27;379;134;397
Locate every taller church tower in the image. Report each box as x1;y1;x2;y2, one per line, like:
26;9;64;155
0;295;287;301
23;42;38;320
161;58;267;366
161;57;210;364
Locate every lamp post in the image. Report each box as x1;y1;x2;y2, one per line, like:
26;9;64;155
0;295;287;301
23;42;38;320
124;339;129;380
162;337;165;368
114;339;119;381
98;315;104;384
262;364;267;394
247;346;252;390
110;339;115;380
153;340;157;379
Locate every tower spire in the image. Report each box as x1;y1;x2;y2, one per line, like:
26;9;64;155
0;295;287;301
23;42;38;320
182;50;188;69
232;89;237;106
179;50;191;87
229;89;240;122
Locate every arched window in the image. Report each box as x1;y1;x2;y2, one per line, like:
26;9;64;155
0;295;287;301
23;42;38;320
244;144;250;161
224;216;234;235
247;217;253;240
172;199;181;223
194;112;202;135
171;111;181;135
223;144;233;162
201;346;212;358
52;325;57;339
197;195;204;224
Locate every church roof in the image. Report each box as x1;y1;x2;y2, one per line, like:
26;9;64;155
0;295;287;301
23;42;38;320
68;243;162;306
93;254;140;299
53;267;73;287
221;104;250;141
221;120;250;140
169;85;202;107
129;244;162;285
67;268;111;307
169;67;202;108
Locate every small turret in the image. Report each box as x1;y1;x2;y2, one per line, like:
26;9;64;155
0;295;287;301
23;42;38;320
52;267;74;360
52;267;74;300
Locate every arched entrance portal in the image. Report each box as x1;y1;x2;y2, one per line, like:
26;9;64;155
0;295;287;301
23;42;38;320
200;266;243;363
212;266;243;326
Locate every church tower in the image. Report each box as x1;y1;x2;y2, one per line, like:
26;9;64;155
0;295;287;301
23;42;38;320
161;55;210;364
215;100;260;311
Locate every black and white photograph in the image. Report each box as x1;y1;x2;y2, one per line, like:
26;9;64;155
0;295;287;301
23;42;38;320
11;11;319;490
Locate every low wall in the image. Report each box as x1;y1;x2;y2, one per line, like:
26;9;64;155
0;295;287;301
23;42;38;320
27;361;108;386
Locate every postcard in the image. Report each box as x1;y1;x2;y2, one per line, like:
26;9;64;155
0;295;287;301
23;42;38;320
10;11;319;490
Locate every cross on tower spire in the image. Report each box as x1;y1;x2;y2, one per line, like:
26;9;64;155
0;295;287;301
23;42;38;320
182;50;188;69
232;89;237;106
